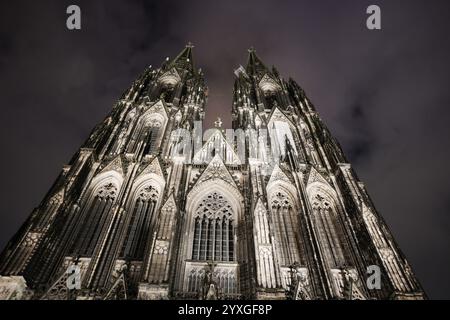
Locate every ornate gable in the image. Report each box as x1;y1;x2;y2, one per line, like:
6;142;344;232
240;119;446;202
267;106;294;127
306;166;330;187
193;129;241;165
100;155;126;176
194;155;238;189
258;73;281;92
162;193;177;212
254;114;264;127
267;164;292;187
137;157;165;179
253;197;267;215
41;270;74;300
104;272;128;300
347;281;367;300
142;99;169;120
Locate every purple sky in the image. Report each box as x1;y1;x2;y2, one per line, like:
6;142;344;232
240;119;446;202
0;0;449;298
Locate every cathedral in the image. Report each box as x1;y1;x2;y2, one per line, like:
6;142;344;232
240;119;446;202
0;44;425;300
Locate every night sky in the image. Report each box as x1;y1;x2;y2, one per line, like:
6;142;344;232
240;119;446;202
1;0;449;299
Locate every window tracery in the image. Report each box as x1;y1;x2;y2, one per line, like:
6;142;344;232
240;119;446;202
269;189;301;266
120;184;160;260
74;181;119;257
191;192;234;262
310;193;348;268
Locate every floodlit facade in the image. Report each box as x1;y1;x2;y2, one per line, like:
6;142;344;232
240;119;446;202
0;45;425;300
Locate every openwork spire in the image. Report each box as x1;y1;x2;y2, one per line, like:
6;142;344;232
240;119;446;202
246;47;269;76
168;43;195;74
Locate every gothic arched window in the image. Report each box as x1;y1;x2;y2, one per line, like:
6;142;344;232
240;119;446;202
310;193;350;268
74;181;119;257
191;192;235;262
269;189;302;266
120;184;160;260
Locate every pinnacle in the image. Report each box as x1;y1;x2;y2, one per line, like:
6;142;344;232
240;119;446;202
246;47;268;76
214;117;223;128
167;44;195;74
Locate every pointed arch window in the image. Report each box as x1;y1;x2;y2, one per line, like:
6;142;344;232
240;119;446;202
74;182;119;257
120;184;160;260
191;192;235;262
269;190;302;266
310;193;349;268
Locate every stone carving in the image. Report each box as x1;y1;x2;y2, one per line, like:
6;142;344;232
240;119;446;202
0;46;425;300
97;182;118;200
137;157;165;179
138;185;159;202
195;156;237;187
154;240;169;255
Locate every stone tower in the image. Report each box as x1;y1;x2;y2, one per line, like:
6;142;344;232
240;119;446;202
0;45;425;300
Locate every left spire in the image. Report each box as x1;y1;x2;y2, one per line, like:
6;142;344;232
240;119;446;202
246;47;269;76
167;42;195;74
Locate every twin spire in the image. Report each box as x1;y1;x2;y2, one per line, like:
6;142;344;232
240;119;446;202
168;43;270;76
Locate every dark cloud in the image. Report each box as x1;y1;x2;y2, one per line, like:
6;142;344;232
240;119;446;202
1;0;449;298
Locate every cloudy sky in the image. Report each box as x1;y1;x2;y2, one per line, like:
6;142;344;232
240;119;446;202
0;0;449;298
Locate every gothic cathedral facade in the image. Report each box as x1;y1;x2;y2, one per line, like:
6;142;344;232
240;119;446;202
0;45;425;300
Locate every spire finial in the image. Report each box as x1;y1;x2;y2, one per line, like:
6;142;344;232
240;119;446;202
214;117;223;128
186;42;195;49
248;46;256;53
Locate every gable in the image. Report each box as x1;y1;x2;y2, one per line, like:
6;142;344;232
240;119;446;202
267;164;292;187
193;155;238;189
100;155;126;176
306;166;330;187
136;157;165;180
161;193;177;212
267;107;294;127
258;73;281;92
193;129;241;165
141;99;169;121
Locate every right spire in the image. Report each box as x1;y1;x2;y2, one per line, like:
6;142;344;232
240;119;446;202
231;50;425;299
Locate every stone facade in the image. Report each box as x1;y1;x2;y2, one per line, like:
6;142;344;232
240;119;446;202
0;45;425;300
